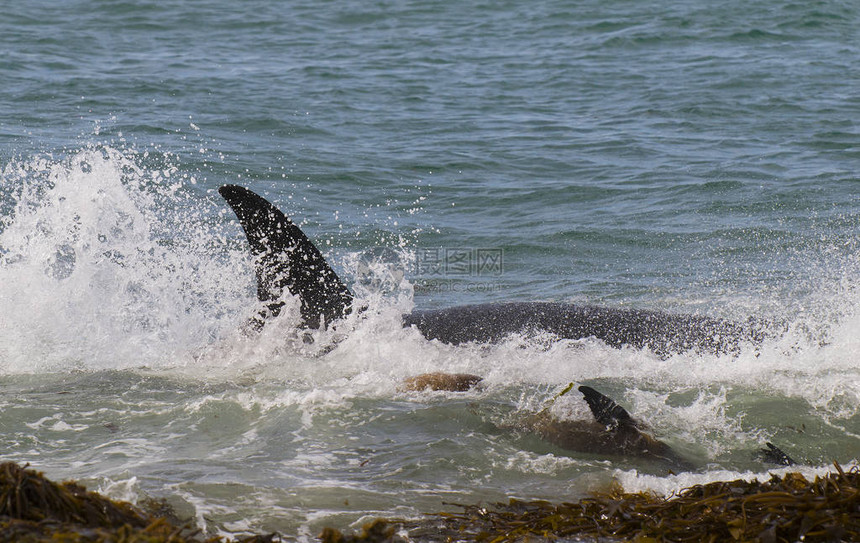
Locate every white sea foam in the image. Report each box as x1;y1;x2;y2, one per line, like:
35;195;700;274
1;148;858;537
614;461;859;498
0;146;251;374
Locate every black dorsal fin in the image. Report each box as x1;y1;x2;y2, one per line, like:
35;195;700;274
218;185;353;329
579;386;636;430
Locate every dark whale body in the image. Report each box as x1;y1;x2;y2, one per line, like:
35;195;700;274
218;185;765;355
218;185;800;469
405;302;760;355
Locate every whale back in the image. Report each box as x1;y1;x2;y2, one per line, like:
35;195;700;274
218;185;353;329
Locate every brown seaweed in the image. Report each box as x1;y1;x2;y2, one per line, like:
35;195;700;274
4;459;858;542
0;461;275;542
322;463;860;542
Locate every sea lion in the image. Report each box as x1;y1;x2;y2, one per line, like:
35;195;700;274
400;374;695;470
515;386;696;471
400;372;484;392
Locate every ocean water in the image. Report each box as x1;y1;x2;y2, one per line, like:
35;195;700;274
1;0;858;538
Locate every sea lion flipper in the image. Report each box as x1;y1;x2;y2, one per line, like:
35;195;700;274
759;442;795;466
578;386;636;430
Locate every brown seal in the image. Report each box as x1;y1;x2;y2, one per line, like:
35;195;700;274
401;372;484;392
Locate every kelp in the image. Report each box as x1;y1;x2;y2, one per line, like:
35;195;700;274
0;462;276;542
322;463;860;542
4;460;858;542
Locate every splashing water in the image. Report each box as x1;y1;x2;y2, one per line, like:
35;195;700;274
0;146;253;373
0;147;857;538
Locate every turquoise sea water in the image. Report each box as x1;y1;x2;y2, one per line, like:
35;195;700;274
1;0;858;538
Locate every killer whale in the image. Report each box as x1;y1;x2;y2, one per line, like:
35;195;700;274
218;184;353;330
215;188;797;469
218;184;766;355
